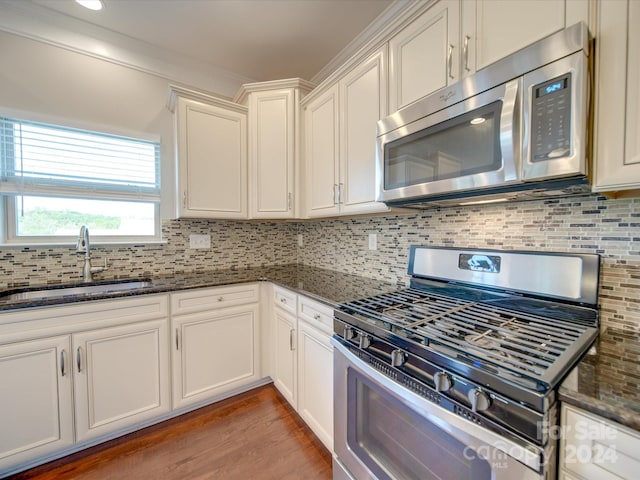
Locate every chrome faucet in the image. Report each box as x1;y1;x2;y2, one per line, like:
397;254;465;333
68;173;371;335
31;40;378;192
76;225;107;282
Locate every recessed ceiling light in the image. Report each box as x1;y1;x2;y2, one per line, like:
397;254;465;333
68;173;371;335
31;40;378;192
470;117;486;125
75;0;103;11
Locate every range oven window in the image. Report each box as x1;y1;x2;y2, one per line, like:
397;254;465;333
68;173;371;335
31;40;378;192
384;101;502;190
347;368;492;480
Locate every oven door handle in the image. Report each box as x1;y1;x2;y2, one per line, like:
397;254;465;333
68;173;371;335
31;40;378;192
332;338;543;473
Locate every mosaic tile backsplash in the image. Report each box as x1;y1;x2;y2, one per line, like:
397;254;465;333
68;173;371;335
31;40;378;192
298;194;640;332
1;193;639;332
0;219;298;289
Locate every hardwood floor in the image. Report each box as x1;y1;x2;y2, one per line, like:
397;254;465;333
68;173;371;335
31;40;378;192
10;385;332;480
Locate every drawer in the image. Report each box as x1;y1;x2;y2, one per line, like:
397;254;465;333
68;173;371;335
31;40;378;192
561;404;640;480
274;286;297;315
298;295;333;335
171;283;259;315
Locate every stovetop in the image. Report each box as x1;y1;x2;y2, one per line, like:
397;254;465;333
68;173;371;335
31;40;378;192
337;281;598;392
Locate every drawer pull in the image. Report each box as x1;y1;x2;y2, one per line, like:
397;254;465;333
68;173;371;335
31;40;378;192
280;297;287;304
217;296;224;302
314;314;321;321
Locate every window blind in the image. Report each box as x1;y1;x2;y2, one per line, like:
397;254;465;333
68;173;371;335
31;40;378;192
0;116;160;201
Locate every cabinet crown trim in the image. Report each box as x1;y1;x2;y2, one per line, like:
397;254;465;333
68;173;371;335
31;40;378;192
167;85;248;114
233;78;316;104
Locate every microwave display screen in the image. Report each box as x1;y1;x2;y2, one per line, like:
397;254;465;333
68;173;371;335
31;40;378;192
531;73;572;161
384;101;502;191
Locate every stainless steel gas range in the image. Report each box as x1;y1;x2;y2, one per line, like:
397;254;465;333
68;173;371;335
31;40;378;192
332;246;599;480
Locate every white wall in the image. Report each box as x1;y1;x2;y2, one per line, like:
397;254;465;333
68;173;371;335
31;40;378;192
0;30;180;219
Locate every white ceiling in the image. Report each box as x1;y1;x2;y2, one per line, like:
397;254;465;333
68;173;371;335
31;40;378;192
27;0;394;83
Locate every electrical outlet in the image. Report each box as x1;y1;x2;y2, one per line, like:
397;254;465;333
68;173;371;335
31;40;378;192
368;233;377;251
189;234;211;249
298;233;304;247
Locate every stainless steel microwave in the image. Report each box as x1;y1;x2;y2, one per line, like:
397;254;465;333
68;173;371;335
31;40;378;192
376;22;591;208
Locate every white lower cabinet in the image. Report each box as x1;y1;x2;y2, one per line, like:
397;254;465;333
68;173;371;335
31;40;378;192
297;296;334;452
170;284;261;409
0;294;170;475
273;304;297;407
560;404;640;480
271;285;334;451
0;336;74;470
73;319;170;443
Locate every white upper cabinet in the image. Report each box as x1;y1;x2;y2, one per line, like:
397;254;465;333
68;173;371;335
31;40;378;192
304;84;341;217
389;0;459;112
169;86;248;219
462;0;589;74
237;80;314;219
340;47;389;215
304;47;389;218
389;0;589;113
593;0;640;192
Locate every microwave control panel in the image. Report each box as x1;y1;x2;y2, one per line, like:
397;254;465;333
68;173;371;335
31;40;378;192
531;73;572;162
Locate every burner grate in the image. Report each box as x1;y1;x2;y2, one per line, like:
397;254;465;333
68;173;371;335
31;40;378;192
341;288;594;382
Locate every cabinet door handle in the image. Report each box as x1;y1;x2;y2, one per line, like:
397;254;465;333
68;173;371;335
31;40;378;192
289;329;295;351
183;191;187;209
287;192;292;211
463;35;471;72
339;183;344;204
175;328;180;350
448;44;455;79
60;349;67;377
76;346;83;373
333;184;339;205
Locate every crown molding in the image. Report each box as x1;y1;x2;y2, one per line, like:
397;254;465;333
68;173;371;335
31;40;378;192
310;0;435;87
233;78;316;105
167;85;248;114
0;0;255;99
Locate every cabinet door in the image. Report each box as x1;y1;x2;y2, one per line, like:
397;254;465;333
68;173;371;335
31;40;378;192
249;89;295;218
297;321;333;452
273;307;297;407
176;97;247;219
0;336;73;471
339;47;389;216
464;0;586;72
172;304;260;409
73;319;170;443
561;404;640;480
593;0;640;191
389;0;460;112
304;84;340;217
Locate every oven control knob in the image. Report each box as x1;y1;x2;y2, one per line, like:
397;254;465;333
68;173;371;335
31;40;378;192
358;333;371;349
343;325;356;341
390;349;406;367
433;371;453;392
468;388;491;412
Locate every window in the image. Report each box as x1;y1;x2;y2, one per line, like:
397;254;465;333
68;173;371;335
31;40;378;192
0;116;161;244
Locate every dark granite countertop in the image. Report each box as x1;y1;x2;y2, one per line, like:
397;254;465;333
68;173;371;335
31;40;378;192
0;264;400;312
559;327;640;432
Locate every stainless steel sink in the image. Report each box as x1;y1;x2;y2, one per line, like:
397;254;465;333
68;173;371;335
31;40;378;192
0;280;153;302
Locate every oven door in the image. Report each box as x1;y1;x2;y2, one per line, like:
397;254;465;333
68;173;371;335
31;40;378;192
376;79;520;204
333;339;546;480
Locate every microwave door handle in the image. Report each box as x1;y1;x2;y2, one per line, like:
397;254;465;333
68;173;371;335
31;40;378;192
499;79;521;182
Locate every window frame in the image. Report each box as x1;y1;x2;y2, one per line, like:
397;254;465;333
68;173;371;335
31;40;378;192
0;113;163;246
